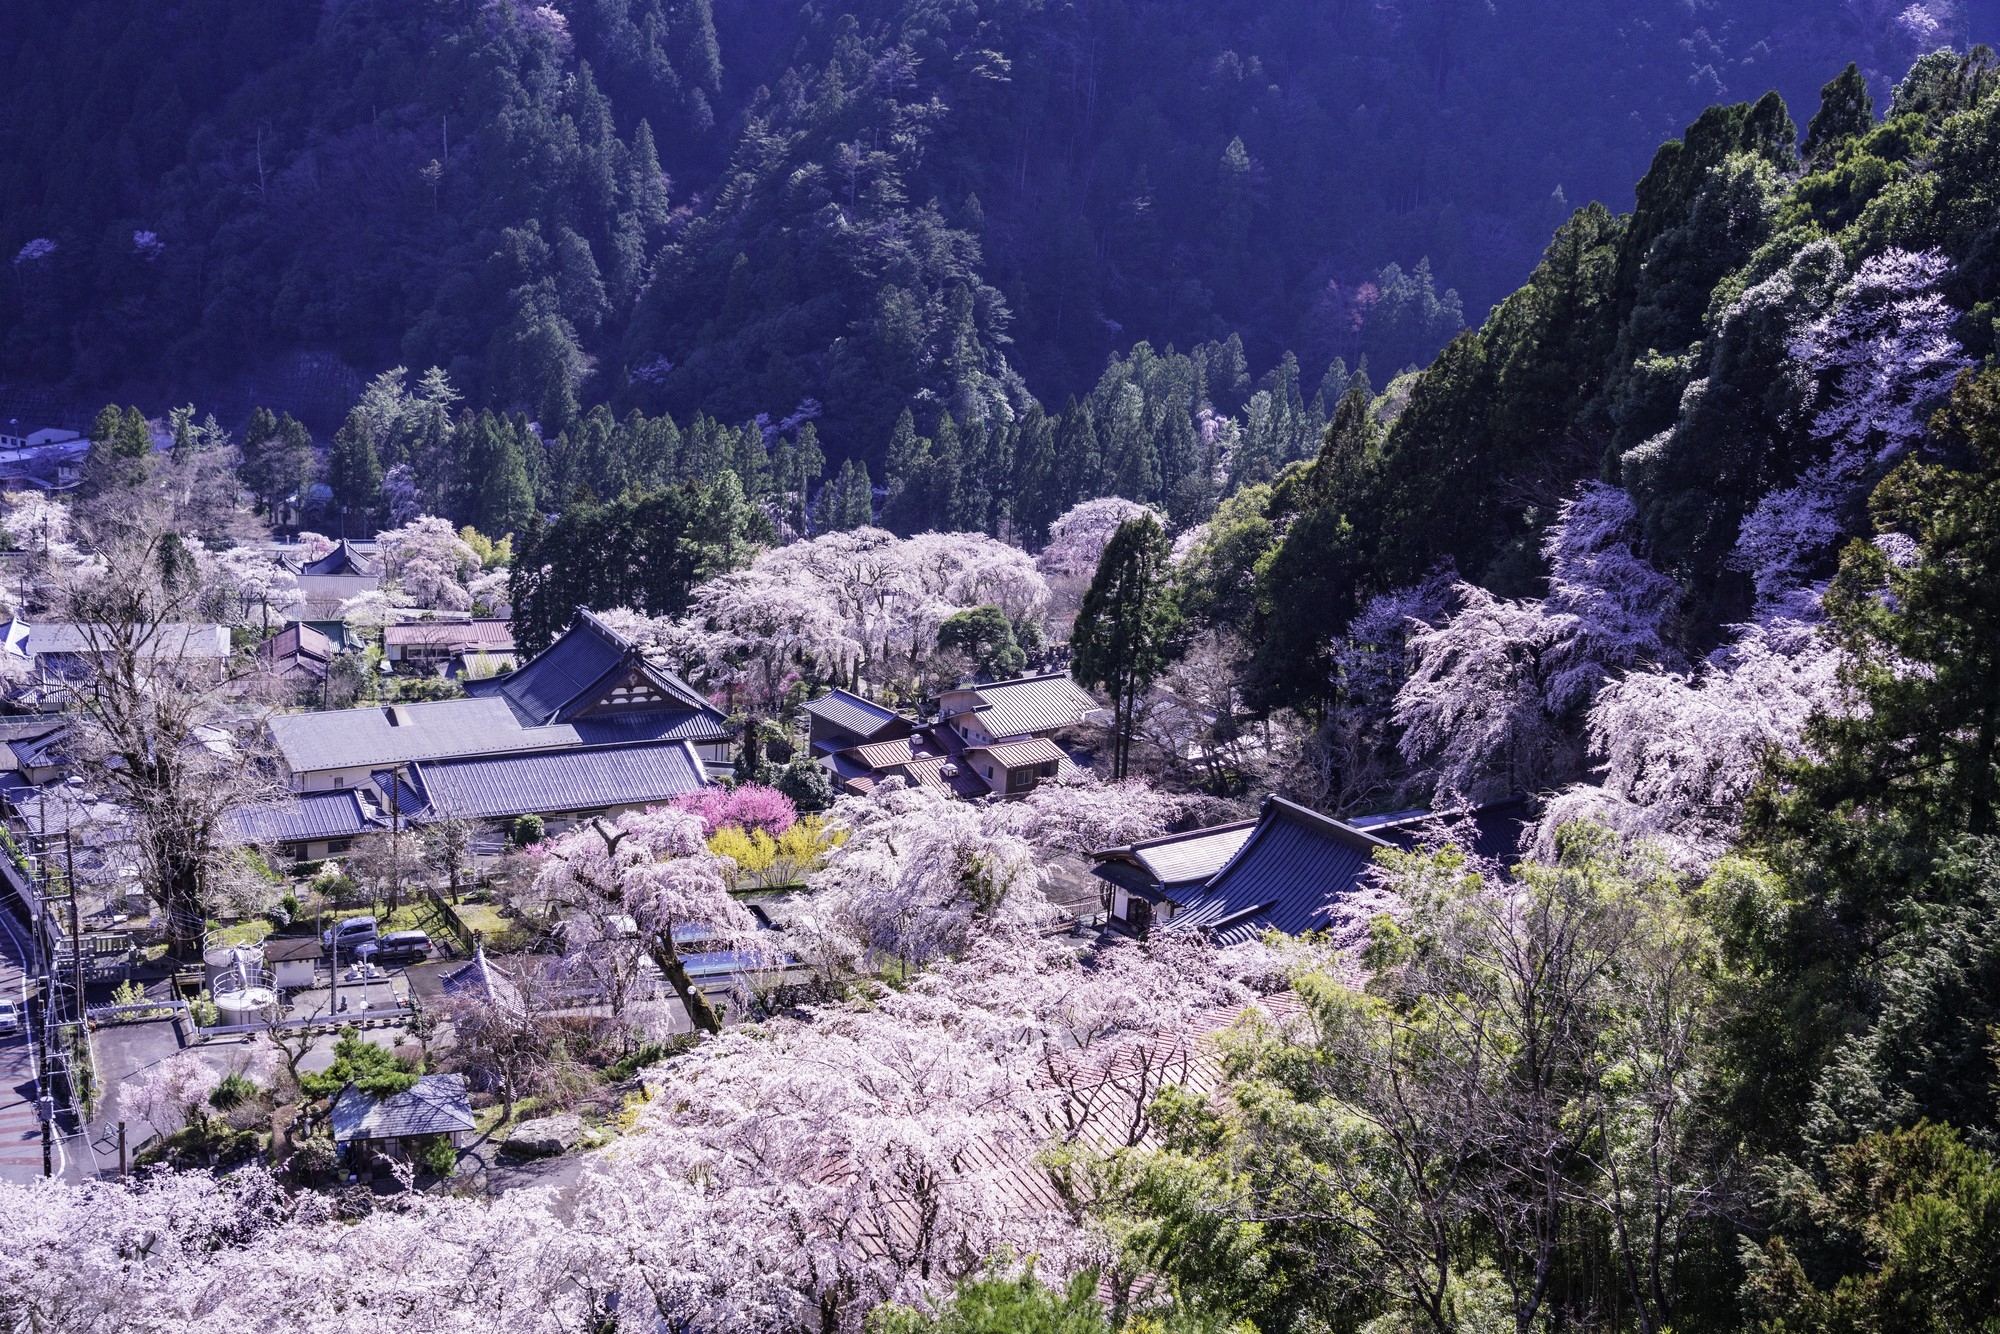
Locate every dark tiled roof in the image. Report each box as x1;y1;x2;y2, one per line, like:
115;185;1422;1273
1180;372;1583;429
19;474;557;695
259;623;334;662
479;609;713;726
330;1074;474;1143
1163;797;1389;946
803;689;903;740
401;740;709;821
226;791;384;845
299;540;379;577
9;723;71;770
943;674;1099;739
1362;798;1534;867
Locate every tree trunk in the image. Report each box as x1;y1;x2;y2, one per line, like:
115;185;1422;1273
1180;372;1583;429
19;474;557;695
650;939;722;1035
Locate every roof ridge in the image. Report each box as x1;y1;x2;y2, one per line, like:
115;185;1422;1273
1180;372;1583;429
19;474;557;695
1117;817;1259;852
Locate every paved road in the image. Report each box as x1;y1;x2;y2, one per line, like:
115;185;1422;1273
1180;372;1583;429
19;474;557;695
0;909;47;1182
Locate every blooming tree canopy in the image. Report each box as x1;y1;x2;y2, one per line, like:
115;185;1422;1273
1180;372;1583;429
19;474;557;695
1036;497;1164;582
1733;248;1969;611
533;805;767;1034
120;1050;220;1136
378;515;481;611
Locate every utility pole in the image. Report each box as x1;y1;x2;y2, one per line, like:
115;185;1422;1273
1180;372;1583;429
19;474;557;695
117;1120;126;1178
65;832;80;1022
389;764;404;915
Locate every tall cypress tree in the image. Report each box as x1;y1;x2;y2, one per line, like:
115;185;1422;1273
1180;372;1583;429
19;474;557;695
1072;514;1181;779
328;408;384;532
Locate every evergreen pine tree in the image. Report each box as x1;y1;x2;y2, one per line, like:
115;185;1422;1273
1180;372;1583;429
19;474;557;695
1803;63;1874;168
329;408;384;532
1072;514;1181;779
881;408;932;534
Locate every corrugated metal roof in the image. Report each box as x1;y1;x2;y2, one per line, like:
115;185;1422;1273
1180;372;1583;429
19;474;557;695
331;1074;474;1142
901;755;990;798
1163;797;1388;942
951;674;1099;739
802;689;903;739
850;735;944;769
5;622;231;660
384;619;515;650
408;740;708;820
226;791;383;845
269;695;724;774
968;737;1066;768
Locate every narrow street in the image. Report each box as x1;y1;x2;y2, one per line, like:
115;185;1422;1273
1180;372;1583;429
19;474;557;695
0;909;46;1183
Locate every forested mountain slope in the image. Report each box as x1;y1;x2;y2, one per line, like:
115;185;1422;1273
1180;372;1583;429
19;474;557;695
7;0;1996;459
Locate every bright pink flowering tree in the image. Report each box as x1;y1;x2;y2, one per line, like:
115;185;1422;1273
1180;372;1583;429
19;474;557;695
671;784;798;837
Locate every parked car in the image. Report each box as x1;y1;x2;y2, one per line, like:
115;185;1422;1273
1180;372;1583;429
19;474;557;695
374;930;432;964
321;915;379;956
0;998;17;1034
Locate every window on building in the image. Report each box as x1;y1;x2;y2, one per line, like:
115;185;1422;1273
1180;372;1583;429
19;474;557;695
333;775;346;788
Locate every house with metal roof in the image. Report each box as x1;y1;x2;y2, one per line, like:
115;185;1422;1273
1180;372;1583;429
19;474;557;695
1162;797;1391;945
803;688;914;757
0;619;232;683
283;539;382;603
383;618;516;671
809;672;1099;801
256;622;337;683
270;609;732;793
224;790;387;861
1091;796;1391;944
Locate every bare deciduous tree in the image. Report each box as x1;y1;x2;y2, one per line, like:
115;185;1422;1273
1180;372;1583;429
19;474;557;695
61;531;283;957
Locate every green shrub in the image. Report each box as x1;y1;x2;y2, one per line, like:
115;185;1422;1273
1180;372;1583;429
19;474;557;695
210;1071;259;1111
299;1026;421;1100
511;814;545;847
422;1137;458;1177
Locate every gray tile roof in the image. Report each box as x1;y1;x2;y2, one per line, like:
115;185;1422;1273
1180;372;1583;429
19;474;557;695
803;689;904;740
1094;819;1258;895
270;695;556;772
466;609;718;727
1163;797;1389;946
400;739;709;821
946;674;1100;740
330;1073;474;1143
226;791;384;845
2;621;231;660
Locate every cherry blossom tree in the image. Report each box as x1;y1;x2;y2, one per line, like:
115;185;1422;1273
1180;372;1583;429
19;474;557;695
1396;486;1678;803
804;782;1051;971
984;774;1183;854
210;545;300;631
378;515;481;611
680;528;1052;702
532;805;767;1034
672;783;798;837
1733;248;1969;611
1535;616;1847;870
1036;498;1164;582
1;491;89;610
120;1050;221;1137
